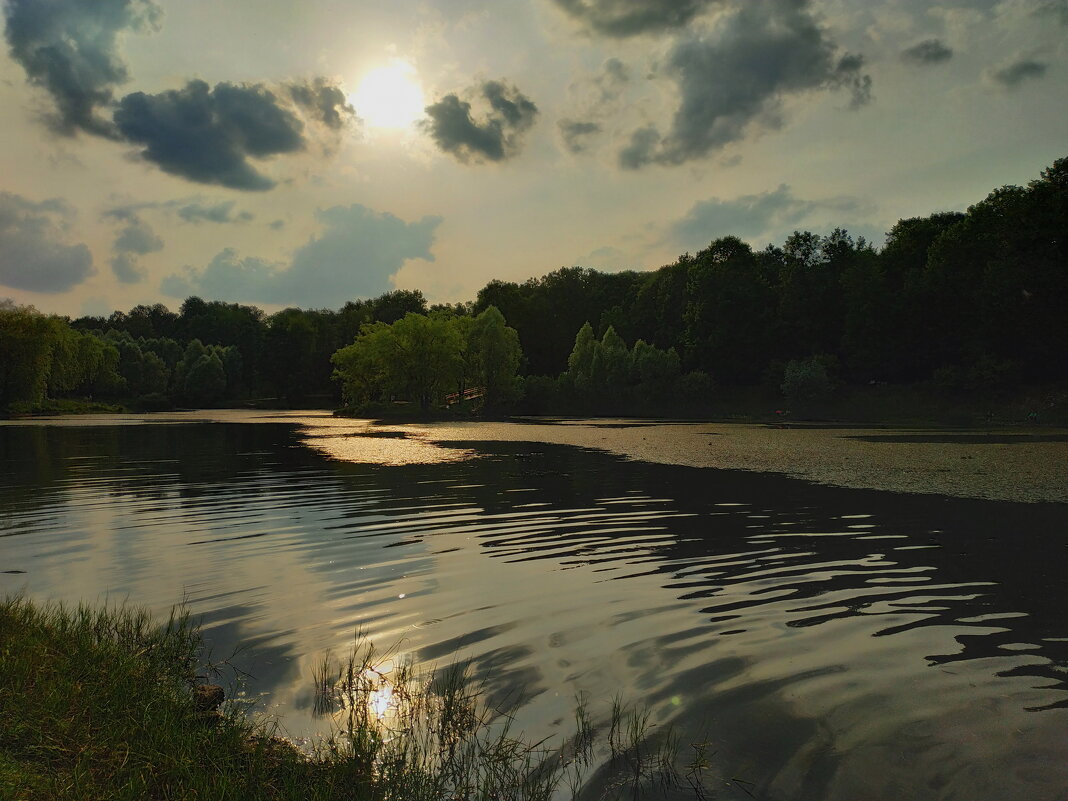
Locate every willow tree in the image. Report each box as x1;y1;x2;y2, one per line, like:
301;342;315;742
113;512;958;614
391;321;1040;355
331;307;521;412
333;312;461;410
466;306;521;408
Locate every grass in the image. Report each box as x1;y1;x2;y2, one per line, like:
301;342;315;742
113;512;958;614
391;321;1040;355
0;596;720;800
2;398;126;417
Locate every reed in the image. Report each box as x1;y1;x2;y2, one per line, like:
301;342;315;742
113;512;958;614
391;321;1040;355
0;595;719;800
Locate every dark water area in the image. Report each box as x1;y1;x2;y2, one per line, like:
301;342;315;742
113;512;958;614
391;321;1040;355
2;421;1068;800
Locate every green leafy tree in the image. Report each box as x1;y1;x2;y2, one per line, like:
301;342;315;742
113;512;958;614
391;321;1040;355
183;352;227;406
781;354;838;405
0;304;60;407
684;237;776;382
333;313;460;410
467;306;522;408
589;325;629;390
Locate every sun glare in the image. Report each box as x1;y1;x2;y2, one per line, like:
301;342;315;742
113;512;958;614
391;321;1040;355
351;61;425;130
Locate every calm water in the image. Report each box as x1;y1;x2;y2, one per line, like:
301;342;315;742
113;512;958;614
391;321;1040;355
2;416;1067;800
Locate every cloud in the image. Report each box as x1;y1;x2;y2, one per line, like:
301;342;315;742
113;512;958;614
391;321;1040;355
423;80;538;163
109;215;162;284
558;119;602;153
177;201;254;224
162;204;442;308
900;39;954;65
576;245;635;271
619;125;661;170
618;0;872;169
104;197;254;225
113;79;310;190
288;78;355;130
550;0;718;37
671;184;876;250
1034;0;1068;25
986;58;1049;88
0;192;93;293
110;253;144;283
558;58;631;155
3;0;160;138
5;2;351;189
114;217;162;254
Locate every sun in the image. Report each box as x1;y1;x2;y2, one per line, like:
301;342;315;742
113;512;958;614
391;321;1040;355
350;61;425;130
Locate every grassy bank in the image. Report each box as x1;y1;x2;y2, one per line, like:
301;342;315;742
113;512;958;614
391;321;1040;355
1;399;127;418
0;597;706;800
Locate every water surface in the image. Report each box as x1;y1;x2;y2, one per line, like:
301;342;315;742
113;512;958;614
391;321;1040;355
2;414;1066;800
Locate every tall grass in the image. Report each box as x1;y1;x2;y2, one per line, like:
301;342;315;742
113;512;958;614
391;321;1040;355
0;596;720;800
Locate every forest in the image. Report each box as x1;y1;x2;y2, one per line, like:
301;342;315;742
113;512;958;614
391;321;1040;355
1;157;1064;418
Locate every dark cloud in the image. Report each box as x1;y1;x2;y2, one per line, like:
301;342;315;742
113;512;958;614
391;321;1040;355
551;0;718;37
109;215;162;284
618;0;872;169
987;59;1048;88
1035;1;1068;25
559;58;630;155
3;0;159;138
558;119;602;153
177;201;254;224
900;39;954;66
114;217;162;254
114;80;307;190
672;184;877;250
833;53;872;110
268;219;285;230
288;78;355;130
602;57;628;84
423;81;538;163
619;125;660;169
162;204;442;308
104;198;254;224
0;192;93;293
110;253;144;283
4;2;353;188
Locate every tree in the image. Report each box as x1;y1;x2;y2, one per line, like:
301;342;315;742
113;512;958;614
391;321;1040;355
332;308;522;412
183;352;227;406
566;322;597;391
781;355;838;405
0;304;59;407
466;306;522;409
332;313;459;410
683;237;775;382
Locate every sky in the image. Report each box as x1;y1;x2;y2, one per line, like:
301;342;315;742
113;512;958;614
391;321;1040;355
1;0;1065;318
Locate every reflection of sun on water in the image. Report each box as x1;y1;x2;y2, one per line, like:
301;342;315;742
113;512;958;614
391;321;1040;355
299;421;476;465
368;681;394;720
350;61;425;129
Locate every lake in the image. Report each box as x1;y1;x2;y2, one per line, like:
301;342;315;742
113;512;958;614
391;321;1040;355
2;411;1067;800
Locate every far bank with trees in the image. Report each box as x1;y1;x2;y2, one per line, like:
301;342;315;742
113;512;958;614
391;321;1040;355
2;157;1065;423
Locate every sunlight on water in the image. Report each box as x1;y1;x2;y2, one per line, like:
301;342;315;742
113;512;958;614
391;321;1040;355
303;431;476;466
286;415;478;465
368;682;394;720
1;415;1066;800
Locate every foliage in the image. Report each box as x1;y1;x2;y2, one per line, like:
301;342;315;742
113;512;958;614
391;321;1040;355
5;156;1067;415
0;304;124;409
781;354;839;405
332;307;522;412
562;322;685;413
0;597;708;801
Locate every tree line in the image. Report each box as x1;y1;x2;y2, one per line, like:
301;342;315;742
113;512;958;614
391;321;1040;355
1;157;1064;415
